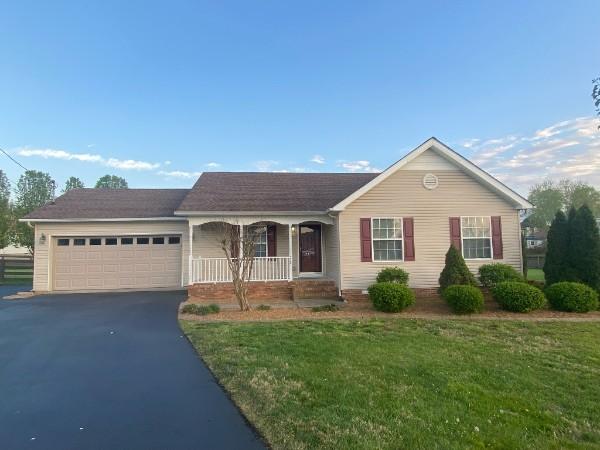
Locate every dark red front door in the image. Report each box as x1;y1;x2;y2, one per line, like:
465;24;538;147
299;225;322;273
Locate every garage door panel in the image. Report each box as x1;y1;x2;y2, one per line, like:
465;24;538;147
52;236;182;291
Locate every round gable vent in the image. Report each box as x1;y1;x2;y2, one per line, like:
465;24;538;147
422;173;439;190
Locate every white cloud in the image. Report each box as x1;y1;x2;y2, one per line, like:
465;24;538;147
205;162;221;168
17;147;160;171
254;160;279;172
310;155;325;164
338;160;381;173
157;170;202;179
460;116;600;194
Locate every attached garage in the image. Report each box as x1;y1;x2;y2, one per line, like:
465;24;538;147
52;235;182;291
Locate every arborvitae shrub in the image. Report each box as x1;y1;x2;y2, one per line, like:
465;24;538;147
438;245;477;292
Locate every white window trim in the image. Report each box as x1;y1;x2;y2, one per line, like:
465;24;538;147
460;215;493;260
246;225;269;258
371;217;404;263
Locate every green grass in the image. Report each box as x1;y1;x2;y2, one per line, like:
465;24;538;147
182;319;600;449
527;268;545;282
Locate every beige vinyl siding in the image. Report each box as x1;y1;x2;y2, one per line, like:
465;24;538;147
339;169;522;289
323;222;339;281
33;221;189;292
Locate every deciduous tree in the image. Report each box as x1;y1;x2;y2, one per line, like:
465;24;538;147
62;176;85;193
95;175;128;189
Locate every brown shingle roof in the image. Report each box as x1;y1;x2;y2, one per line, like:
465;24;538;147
176;172;379;212
23;188;190;220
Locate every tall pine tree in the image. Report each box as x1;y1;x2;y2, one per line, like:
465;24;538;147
543;210;570;285
568;205;600;290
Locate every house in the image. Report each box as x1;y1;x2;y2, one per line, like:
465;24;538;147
22;138;532;301
524;230;546;249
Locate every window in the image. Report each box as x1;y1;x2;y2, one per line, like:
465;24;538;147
372;218;403;261
461;216;491;259
248;226;267;257
105;238;117;246
74;238;86;246
152;237;165;245
57;238;70;246
90;238;102;246
137;237;149;245
168;236;180;244
121;237;133;245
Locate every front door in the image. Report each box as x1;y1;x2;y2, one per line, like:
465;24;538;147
299;224;322;273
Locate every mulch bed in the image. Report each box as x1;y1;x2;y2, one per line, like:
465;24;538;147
180;295;600;322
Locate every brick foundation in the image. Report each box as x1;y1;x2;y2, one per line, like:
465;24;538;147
188;279;340;304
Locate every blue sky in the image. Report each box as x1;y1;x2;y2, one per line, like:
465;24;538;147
1;0;598;195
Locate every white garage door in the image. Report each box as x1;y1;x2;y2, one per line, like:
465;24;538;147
52;235;182;291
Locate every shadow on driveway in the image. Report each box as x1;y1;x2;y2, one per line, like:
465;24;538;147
0;290;265;450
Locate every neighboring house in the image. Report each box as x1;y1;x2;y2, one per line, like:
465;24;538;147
524;230;546;249
22;138;532;300
0;244;30;256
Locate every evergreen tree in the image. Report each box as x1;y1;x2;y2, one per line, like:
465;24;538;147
438;245;477;292
543;210;570;285
568;205;600;290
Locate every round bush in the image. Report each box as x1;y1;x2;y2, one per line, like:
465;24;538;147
545;282;599;313
443;285;484;314
492;281;546;313
368;282;415;313
376;267;409;285
478;263;524;288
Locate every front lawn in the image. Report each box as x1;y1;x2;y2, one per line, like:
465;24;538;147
182;319;600;449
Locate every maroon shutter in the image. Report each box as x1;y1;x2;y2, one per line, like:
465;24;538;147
360;218;372;262
230;225;240;258
267;225;277;257
491;216;503;259
449;217;461;250
403;217;415;261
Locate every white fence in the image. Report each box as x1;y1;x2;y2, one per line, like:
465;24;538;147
191;257;292;283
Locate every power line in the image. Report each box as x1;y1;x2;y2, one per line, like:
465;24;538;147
0;146;28;171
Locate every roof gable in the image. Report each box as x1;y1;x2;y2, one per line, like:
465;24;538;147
330;137;533;211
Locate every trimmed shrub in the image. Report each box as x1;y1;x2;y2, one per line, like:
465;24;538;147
492;281;546;313
568;205;600;291
438;245;477;292
256;304;272;311
181;303;221;315
443;285;484;314
311;304;341;312
376;267;409;285
544;210;570;286
478;263;524;288
368;282;415;313
545;282;599;313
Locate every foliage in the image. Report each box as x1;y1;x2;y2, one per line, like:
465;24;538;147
182;319;600;449
62;176;85;193
478;263;524;288
521;234;528;278
13;170;56;253
181;303;221;315
438;245;477;292
492;281;546;312
593;77;600;123
311;304;341;312
375;266;409;284
567;205;600;290
545;282;599;313
368;282;415;312
95;174;128;189
256;304;272;311
543;210;571;285
0;170;12;250
442;285;484;314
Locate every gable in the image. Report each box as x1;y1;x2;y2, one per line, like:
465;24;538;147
330;138;532;211
401;149;458;171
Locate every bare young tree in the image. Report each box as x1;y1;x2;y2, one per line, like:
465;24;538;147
215;222;263;311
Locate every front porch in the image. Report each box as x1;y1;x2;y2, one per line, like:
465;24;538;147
185;215;340;301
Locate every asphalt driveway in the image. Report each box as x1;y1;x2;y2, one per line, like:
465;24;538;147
0;290;265;450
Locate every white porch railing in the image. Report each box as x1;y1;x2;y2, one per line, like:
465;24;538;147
191;257;292;283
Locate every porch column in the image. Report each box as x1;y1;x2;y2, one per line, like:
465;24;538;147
188;222;193;285
288;223;293;280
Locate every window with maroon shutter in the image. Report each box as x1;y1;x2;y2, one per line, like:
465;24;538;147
491;216;503;259
360;218;372;262
267;225;277;257
449;217;461;250
403;217;415;261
